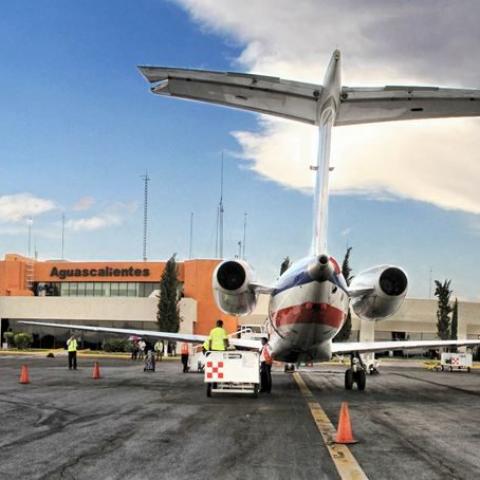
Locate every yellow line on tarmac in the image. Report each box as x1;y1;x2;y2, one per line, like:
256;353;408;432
293;372;369;480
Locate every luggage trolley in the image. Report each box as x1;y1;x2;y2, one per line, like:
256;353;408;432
204;350;260;397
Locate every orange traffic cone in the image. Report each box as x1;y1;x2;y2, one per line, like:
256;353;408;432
92;362;101;380
334;402;357;444
19;365;30;384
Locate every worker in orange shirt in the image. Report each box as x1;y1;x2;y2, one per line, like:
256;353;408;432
259;337;273;393
180;342;190;373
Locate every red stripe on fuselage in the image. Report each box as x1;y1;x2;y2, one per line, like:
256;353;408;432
274;302;344;329
330;256;341;274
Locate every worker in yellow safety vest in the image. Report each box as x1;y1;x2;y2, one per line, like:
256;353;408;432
67;334;78;370
208;320;229;351
202;338;209;354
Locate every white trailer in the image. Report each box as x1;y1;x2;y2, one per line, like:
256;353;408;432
204;350;260;397
437;352;472;372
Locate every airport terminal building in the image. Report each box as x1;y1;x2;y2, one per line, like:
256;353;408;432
0;253;237;346
1;252;480;350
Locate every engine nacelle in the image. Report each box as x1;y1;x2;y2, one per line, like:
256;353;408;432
212;259;257;316
349;265;408;320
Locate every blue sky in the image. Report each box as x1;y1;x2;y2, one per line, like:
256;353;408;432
1;1;480;299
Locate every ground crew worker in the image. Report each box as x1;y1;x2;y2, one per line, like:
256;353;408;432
180;342;189;373
154;340;164;361
259;337;273;393
202;338;209;354
208;320;229;351
67;334;78;370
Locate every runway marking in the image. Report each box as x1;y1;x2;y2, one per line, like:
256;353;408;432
293;372;369;480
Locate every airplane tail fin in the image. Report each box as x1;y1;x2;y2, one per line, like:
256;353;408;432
311;51;341;255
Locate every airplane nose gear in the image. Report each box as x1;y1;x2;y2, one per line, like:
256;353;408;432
345;353;366;391
284;363;296;373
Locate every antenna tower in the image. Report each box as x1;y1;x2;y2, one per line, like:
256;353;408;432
189;212;194;259
141;171;150;261
242;212;247;259
27;217;33;257
215;153;224;258
61;213;65;259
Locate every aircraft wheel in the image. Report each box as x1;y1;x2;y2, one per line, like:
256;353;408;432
356;369;366;391
206;383;212;397
345;369;354;390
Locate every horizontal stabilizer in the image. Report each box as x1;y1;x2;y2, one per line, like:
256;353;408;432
138;65;321;124
337;86;480;125
139;65;480;126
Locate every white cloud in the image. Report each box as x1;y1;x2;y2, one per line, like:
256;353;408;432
65;202;137;232
66;214;122;232
175;0;480;214
0;193;56;222
72;196;95;211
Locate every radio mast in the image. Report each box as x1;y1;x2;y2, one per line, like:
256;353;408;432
215;153;224;258
242;212;247;259
189;212;194;259
27;217;33;257
141;171;150;261
61;213;65;259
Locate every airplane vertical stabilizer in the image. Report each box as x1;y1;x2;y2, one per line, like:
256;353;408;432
311;50;341;256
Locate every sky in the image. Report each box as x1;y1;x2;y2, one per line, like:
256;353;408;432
1;0;480;299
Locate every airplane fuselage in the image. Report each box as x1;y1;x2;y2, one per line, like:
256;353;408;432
266;255;350;363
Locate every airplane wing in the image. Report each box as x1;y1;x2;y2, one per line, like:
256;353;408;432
18;321;262;350
332;339;480;355
138;65;480;126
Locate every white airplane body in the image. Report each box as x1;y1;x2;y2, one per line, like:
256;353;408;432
267;255;349;363
22;51;480;390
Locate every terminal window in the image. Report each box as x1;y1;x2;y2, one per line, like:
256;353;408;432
39;282;162;298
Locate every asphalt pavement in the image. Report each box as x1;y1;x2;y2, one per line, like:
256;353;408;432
0;355;479;480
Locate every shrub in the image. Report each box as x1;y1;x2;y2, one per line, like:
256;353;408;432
14;332;33;350
4;331;15;348
102;338;130;352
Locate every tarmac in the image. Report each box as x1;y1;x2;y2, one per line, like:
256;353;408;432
1;355;479;480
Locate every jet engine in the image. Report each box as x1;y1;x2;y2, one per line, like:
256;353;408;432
349;265;408;320
212;260;257;315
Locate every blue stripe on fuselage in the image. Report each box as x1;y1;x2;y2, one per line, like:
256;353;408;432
272;267;348;297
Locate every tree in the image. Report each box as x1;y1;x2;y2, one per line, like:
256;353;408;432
334;247;353;342
451;297;458;340
13;332;33;350
157;254;181;333
280;257;291;276
434;280;452;340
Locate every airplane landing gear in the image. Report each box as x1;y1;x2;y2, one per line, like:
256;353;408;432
284;363;296;373
345;353;366;391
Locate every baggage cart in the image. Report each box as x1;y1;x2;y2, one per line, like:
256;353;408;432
204;350;260;397
436;352;472;372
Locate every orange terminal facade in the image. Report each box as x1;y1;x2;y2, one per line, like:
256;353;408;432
0;253;238;336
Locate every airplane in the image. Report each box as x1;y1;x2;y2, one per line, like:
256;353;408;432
22;51;480;390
